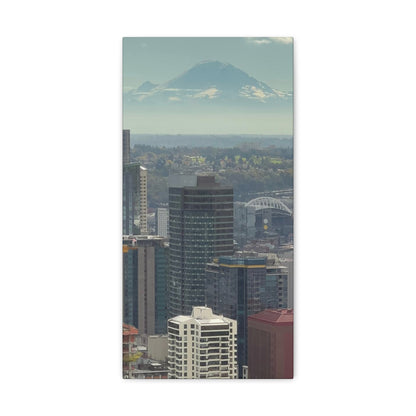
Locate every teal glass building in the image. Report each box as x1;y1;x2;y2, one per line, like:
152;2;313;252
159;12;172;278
123;235;168;334
205;255;265;378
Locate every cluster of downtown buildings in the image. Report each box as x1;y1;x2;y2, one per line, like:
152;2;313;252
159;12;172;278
122;130;294;379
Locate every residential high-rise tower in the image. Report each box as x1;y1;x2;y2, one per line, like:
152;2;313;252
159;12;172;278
123;162;148;235
123;129;147;235
167;306;238;379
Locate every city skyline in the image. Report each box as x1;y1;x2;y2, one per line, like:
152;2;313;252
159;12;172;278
122;37;294;379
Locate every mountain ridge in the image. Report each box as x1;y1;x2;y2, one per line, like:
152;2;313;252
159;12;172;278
125;60;292;106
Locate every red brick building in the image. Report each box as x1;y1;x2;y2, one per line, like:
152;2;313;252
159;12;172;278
247;309;293;379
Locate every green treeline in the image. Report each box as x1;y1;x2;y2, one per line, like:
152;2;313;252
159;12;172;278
131;145;293;206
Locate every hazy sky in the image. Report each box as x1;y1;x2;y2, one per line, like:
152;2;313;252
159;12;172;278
123;37;293;92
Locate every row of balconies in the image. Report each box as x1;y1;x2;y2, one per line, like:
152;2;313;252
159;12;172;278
199;367;219;373
201;342;220;348
199;348;219;354
196;350;233;357
168;358;233;366
200;372;225;378
199;355;220;360
168;354;231;364
168;343;181;349
199;337;229;342
199;365;232;373
168;339;237;354
168;368;236;379
172;335;182;341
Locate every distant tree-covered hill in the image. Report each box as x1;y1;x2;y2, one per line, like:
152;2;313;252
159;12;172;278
131;144;293;206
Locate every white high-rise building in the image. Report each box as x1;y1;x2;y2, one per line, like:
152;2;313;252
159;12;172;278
167;306;238;379
123;162;148;235
156;208;169;238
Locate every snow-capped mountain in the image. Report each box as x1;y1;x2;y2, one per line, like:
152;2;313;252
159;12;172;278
124;60;292;106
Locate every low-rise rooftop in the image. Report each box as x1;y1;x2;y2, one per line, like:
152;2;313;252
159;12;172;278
123;323;139;336
169;306;233;325
248;309;293;326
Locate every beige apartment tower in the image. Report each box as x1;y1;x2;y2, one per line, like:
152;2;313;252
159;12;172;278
123;162;148;235
167;306;238;379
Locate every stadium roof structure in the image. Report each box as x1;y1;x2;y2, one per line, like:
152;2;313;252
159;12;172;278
246;197;292;215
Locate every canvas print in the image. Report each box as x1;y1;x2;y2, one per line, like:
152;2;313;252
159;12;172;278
122;37;293;379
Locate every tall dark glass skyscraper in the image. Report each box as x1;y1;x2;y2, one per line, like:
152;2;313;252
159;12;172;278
205;255;264;378
168;174;234;317
205;253;289;377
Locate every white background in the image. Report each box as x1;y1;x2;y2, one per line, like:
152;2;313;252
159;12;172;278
1;1;415;415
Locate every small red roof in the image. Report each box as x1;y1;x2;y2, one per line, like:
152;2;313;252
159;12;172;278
123;323;139;336
248;309;293;326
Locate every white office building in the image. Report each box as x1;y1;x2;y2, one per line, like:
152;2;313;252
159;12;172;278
167;306;238;379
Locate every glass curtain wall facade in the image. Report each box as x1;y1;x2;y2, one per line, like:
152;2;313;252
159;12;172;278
205;256;265;378
262;264;289;309
122;236;168;335
168;175;234;318
234;202;256;249
123;244;139;328
154;242;169;334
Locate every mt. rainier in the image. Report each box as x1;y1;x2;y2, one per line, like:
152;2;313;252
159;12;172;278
124;60;292;107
